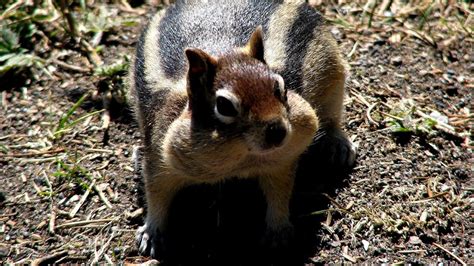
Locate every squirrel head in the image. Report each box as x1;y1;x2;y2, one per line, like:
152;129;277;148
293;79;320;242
184;26;292;153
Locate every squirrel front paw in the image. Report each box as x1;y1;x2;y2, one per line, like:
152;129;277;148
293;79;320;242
136;222;162;258
261;223;295;249
315;129;357;170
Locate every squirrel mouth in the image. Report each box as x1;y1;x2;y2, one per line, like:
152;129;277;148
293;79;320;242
248;142;286;156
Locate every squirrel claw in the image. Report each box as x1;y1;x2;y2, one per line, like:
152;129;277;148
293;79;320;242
136;223;160;258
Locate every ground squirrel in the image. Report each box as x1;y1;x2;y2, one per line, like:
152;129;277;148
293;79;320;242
128;0;356;258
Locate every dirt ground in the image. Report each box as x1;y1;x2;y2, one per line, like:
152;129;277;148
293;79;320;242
1;1;472;265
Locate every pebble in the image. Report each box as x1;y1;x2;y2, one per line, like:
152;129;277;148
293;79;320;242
362;240;370;251
113;247;121;255
429;111;448;124
409;235;422;245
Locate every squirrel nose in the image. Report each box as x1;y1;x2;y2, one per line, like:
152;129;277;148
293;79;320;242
265;122;287;148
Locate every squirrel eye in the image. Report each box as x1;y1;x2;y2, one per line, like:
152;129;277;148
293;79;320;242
216;96;238;117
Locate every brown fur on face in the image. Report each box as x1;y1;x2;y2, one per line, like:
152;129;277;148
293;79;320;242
215;53;286;122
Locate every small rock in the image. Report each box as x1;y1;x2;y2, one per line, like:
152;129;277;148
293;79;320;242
420;210;428;222
390;56;403;66
383;10;394;17
409;235;422;245
429;111;448;124
113;247;121;255
362;239;370;251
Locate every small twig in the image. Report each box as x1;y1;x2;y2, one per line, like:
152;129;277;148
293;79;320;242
104;254;114;264
432;243;467;265
322;193;346;210
42;170;56;235
402;28;436;47
325;208;332;226
350;89;371;107
80;39;103;66
42;171;53;192
367;0;379;28
52;59;91;73
117;3;146;15
0;134;28;140
377;0;393;16
383;84;402;97
426;178;433;198
31;250;69;266
57;0;79;38
0;148;65;158
0;0;24;21
366;103;379;125
342;253;357;263
1;91;7;109
0;212;18;218
49;205;56;234
32;180;43;195
69;179;96;218
347;41;359;58
19;156;66;164
376;110;404;121
410;191;450;204
56;218;116;229
91;231;116;264
56;255;88;264
398;249;426;254
93;183;113;209
85;148;115;154
416;110;464;139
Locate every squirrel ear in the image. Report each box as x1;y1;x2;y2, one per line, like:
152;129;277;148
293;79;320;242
185;48;217;78
244;26;265;63
185;48;217;120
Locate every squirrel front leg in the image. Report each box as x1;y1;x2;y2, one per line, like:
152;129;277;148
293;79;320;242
137;159;190;257
258;164;296;247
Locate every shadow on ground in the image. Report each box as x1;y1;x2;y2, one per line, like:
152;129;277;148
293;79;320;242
133;139;352;266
